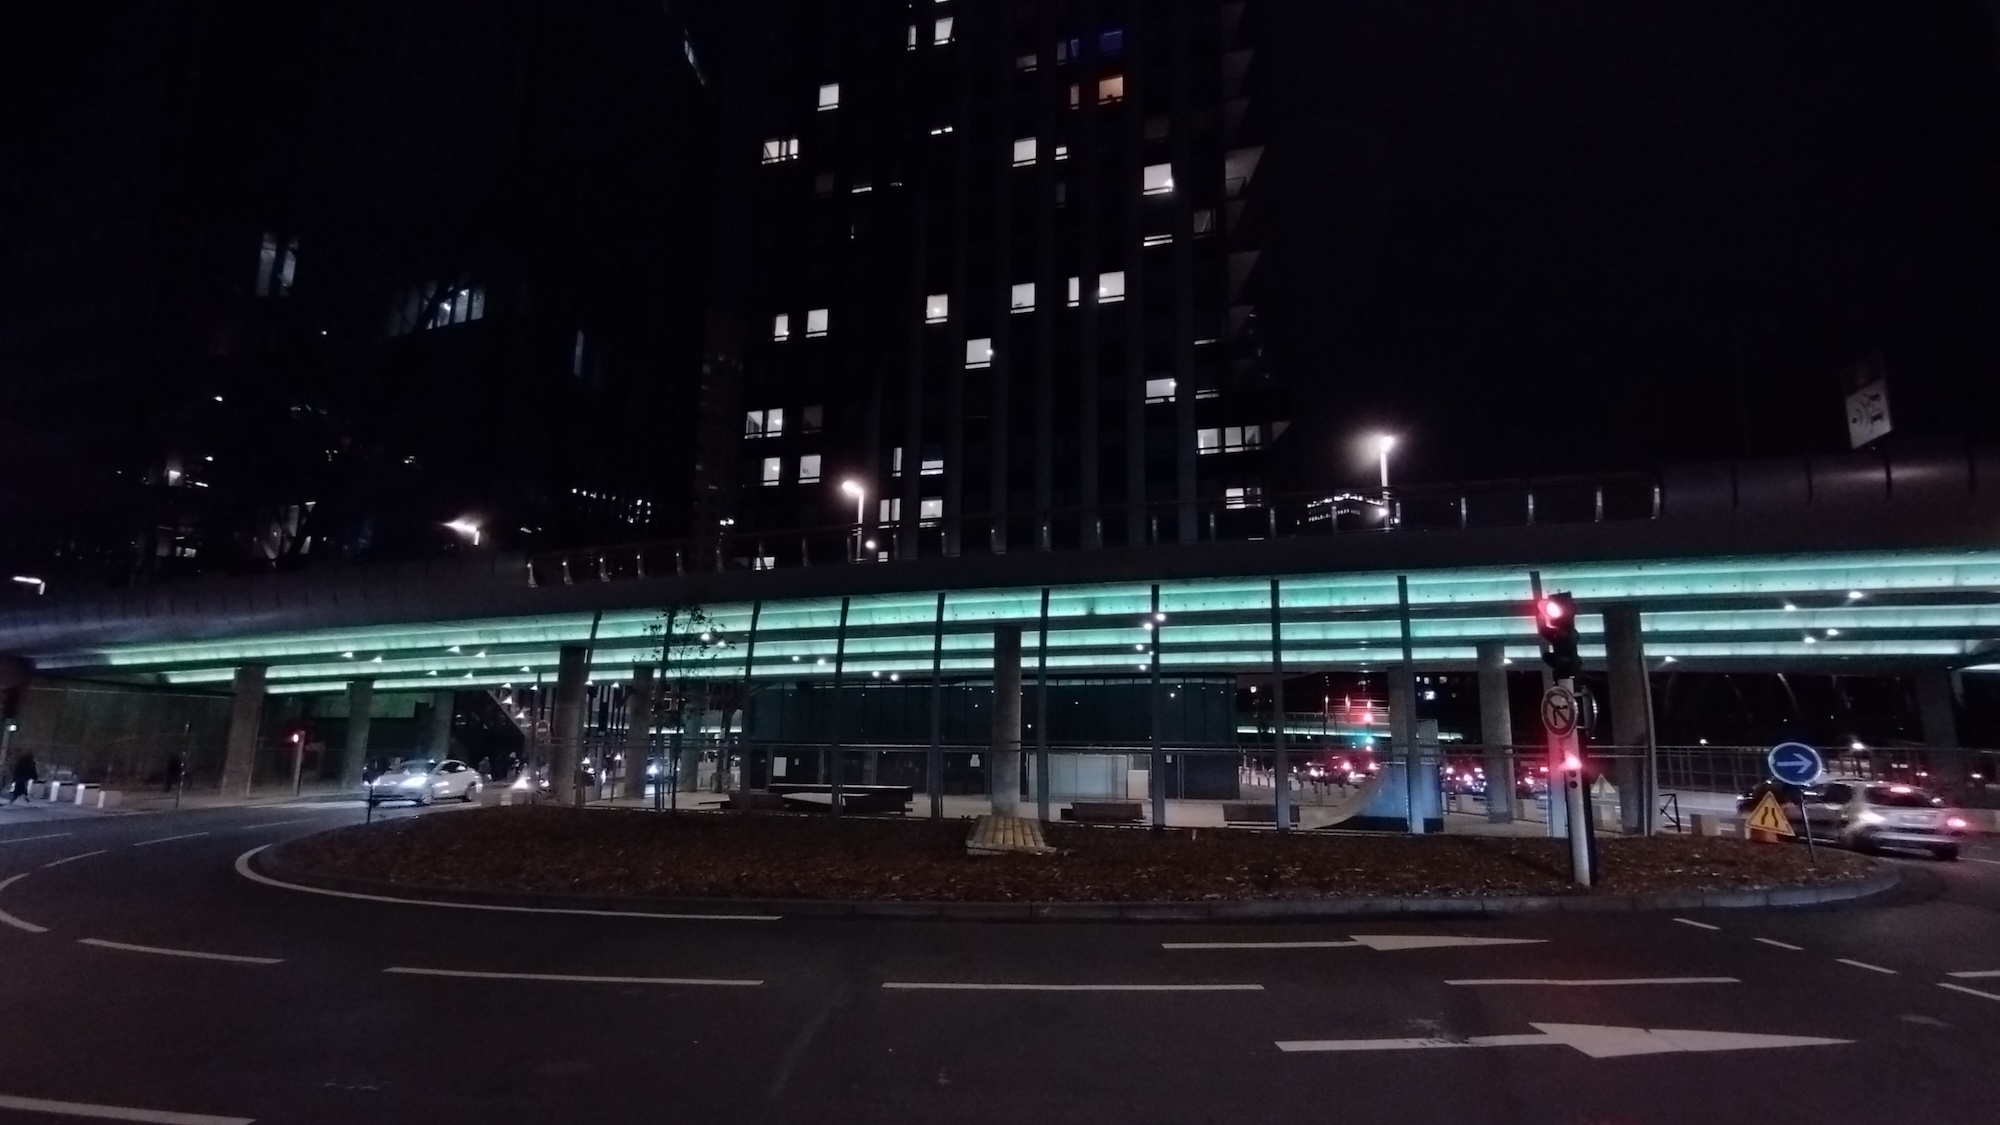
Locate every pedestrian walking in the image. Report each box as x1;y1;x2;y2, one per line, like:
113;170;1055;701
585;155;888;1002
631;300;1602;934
8;751;38;805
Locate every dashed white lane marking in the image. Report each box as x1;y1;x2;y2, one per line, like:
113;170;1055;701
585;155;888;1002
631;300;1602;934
1939;982;2000;1003
132;832;209;848
882;982;1265;992
1947;970;2000;978
78;938;282;965
1164;940;1362;950
233;846;779;922
236;820;324;831
1673;918;1721;931
0;873;49;934
0;833;73;846
43;850;109;868
1755;938;1805;951
0;1091;253;1124
384;966;761;987
1835;958;1897;975
1963;857;2000;866
1445;977;1739;987
1162;935;1546;951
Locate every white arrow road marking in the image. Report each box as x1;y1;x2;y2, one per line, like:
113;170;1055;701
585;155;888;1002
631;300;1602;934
0;873;49;934
1445;977;1738;987
1278;1022;1851;1058
1947;970;2000;978
0;1091;253;1125
1162;935;1546;951
1939;982;2000;1003
79;939;282;965
385;967;761;987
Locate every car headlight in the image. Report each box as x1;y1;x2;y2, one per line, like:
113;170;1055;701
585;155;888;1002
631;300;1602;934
1857;810;1886;825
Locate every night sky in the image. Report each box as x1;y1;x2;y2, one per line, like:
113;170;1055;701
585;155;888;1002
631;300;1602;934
1253;1;2000;489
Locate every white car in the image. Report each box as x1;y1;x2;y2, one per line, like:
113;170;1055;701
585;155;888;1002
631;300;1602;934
366;759;483;806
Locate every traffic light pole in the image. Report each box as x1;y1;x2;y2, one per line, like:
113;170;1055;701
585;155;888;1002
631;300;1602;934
1557;676;1592;888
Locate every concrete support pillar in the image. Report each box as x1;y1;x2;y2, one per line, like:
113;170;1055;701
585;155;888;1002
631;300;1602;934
624;667;655;798
341;679;375;785
1602;605;1652;835
990;625;1023;816
1389;663;1419;834
1916;667;1962;781
425;691;454;762
220;664;268;796
551;645;589;806
1475;641;1515;822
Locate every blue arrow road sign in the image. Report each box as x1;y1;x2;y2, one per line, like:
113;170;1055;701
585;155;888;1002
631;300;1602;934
1767;742;1824;787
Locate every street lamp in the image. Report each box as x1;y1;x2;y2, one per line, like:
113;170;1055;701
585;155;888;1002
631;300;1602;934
443;518;482;546
1373;434;1397;490
841;480;867;561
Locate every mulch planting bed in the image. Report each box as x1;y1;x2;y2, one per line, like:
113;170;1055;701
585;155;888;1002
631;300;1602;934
274;807;1877;903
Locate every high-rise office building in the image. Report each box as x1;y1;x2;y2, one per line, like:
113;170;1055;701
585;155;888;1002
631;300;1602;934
0;0;714;584
690;0;1279;563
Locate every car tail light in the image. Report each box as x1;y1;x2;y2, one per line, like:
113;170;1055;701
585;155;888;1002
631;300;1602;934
1947;816;1968;829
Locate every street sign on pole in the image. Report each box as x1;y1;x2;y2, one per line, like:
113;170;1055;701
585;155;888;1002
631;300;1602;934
1744;791;1795;839
1540;686;1579;737
1766;743;1824;788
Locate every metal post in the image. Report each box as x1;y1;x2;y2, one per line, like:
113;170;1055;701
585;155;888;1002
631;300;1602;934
1270;578;1290;835
1561;674;1592;887
1396;576;1422;834
1529;570;1561;838
1035;587;1051;824
828;596;851;815
736;601;761;804
1150;583;1165;832
928;592;946;819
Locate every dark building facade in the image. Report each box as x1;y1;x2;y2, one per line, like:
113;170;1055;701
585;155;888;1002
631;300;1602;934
690;0;1280;564
1;0;714;586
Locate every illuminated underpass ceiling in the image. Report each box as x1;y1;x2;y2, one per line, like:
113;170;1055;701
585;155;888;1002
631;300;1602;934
28;551;2000;694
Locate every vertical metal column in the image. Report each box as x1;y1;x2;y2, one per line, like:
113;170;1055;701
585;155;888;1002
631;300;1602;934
827;596;850;815
1035;588;1051;823
928;592;947;820
1529;569;1563;839
1150;583;1165;832
737;601;761;801
1270;578;1290;835
1397;576;1422;835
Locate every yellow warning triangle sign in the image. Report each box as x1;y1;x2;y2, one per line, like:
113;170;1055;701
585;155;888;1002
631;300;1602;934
1745;791;1796;836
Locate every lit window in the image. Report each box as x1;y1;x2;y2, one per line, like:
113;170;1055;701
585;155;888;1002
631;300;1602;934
1056;36;1081;63
1145;377;1175;403
762;457;782;486
818;83;840;111
1012;137;1037;167
1198;428;1220;455
255;232;298;298
1054;144;1069;161
891;446;904;477
879;497;902;523
1010;282;1036;313
1067;276;1081;307
1143;163;1174;195
921;451;944;476
925;294;949;323
1016;53;1039;72
851;181;873;194
919;498;944;522
929;124;955;136
1098;75;1125;104
1068;83;1081;110
802;405;824;433
1225;486;1263;510
745;411;768;438
1143;232;1172;247
933;17;954;45
1193;208;1216;235
753;555;776;571
773;314;791;341
806;308;829;337
798;454;822;483
761;137;799;163
1101;28;1126;54
1098;271;1127;303
1196;387;1221;400
966;338;994;369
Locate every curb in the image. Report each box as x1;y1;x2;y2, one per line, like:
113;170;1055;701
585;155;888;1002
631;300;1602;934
252;845;1902;923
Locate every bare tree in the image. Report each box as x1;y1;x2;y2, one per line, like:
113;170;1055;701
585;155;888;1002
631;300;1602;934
647;603;719;805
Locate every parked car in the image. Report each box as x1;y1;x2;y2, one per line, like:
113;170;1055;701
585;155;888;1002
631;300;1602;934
366;759;483;806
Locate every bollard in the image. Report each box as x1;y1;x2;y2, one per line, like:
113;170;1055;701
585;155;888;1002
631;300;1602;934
1689;812;1714;837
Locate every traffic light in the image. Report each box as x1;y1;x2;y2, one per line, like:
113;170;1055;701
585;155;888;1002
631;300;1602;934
1537;592;1581;680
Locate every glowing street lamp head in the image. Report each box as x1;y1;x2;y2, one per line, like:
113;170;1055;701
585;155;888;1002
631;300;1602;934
443;519;482;546
1375;434;1397;454
840;480;864;498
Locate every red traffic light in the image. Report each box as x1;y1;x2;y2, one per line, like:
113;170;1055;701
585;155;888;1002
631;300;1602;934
1539;597;1565;622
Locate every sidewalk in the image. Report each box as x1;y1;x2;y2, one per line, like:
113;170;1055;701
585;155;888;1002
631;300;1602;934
0;780;358;818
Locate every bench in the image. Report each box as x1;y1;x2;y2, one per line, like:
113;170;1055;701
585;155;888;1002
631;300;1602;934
1062;800;1144;824
765;784;915;815
1221;802;1301;826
